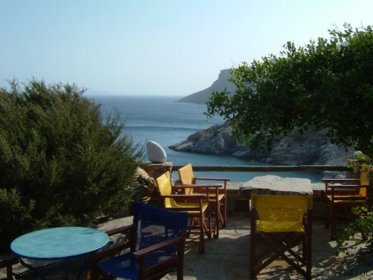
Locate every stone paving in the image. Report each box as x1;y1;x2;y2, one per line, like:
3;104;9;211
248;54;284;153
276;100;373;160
101;212;373;280
172;216;373;280
3;208;373;279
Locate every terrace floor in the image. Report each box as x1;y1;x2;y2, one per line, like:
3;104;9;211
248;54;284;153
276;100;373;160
100;211;373;280
3;205;373;279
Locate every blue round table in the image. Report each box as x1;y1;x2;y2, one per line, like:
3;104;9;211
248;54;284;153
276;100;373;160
11;227;109;260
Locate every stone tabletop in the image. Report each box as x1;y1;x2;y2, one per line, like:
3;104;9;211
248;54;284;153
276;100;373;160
241;175;313;194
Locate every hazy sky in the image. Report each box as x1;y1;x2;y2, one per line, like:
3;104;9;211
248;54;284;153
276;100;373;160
1;0;372;96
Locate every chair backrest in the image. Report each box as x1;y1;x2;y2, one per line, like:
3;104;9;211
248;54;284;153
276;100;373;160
156;171;174;208
324;178;366;198
359;185;367;197
251;194;312;232
132;202;188;251
358;176;368;196
360;171;370;187
178;163;194;194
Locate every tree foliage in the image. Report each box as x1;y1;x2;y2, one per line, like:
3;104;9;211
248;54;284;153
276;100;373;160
0;80;141;250
206;24;373;156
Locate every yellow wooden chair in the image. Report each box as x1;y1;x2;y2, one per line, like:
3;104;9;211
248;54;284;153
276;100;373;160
250;194;313;279
322;178;368;240
178;163;229;231
156;171;212;253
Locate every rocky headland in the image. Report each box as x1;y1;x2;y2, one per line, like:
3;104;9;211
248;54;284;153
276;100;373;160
169;123;353;165
178;69;236;104
172;69;353;165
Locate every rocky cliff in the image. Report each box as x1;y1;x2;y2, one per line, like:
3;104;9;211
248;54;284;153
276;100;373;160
169;123;353;165
178;69;236;104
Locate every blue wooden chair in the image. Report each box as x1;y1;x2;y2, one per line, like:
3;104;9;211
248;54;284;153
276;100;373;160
95;202;188;280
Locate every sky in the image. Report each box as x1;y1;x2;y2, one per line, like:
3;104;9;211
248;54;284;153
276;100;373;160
0;0;372;96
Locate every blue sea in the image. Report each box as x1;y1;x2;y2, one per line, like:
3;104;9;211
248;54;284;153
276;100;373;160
89;95;322;182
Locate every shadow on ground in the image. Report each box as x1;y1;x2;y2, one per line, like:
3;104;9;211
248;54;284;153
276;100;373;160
164;214;373;280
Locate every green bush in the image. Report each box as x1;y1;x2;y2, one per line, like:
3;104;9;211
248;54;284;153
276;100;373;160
337;206;373;252
0;189;34;250
0;80;141;250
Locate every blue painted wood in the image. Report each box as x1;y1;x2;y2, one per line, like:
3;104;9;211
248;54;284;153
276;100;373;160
11;227;109;260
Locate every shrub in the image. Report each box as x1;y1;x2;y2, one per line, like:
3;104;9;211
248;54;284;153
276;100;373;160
337;206;373;253
0;80;141;250
0;189;34;250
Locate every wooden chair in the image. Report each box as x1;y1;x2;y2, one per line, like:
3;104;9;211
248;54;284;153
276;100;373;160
322;177;368;240
94;202;188;280
156;171;220;253
178;163;229;230
250;194;313;279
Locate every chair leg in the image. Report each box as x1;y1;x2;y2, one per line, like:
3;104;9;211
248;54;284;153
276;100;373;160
330;204;336;240
199;221;205;254
188;217;206;253
7;266;13;280
305;238;312;280
222;196;227;228
213;201;220;239
249;240;256;279
324;201;330;229
200;212;209;253
177;242;185;280
215;197;226;231
249;212;257;279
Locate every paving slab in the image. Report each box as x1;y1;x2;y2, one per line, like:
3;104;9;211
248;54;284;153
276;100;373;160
159;214;373;280
3;212;373;279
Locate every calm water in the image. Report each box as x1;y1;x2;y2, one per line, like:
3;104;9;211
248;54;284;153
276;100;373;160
89;95;322;182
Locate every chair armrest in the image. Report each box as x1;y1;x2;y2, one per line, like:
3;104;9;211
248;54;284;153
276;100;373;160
194;177;229;190
174;183;222;189
161;194;206;199
93;242;130;261
173;184;223;200
322;178;360;184
322;178;361;194
161;194;208;207
326;184;367;198
194;177;230;182
133;235;185;259
105;225;132;236
327;184;362;188
192;179;228;194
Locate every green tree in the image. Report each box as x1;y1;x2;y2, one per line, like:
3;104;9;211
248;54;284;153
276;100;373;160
0;80;141;250
206;24;373;156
